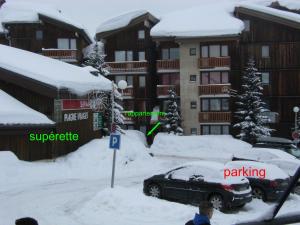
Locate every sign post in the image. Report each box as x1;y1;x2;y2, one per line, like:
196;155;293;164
109;133;120;188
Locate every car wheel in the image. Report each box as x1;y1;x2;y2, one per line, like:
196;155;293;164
294;185;300;195
148;184;161;198
252;187;265;200
209;194;224;211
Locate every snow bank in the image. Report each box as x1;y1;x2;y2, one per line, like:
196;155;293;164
96;10;148;34
151;3;244;38
0;90;54;124
150;133;252;162
0;44;112;95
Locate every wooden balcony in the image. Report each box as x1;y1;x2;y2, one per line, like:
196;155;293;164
199;112;231;123
107;61;148;74
157;59;180;72
122;112;134;124
157;85;180;97
42;49;78;62
119;86;134;98
198;57;230;69
199;84;231;95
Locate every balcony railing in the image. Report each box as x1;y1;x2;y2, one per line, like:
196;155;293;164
107;61;148;73
157;85;180;97
42;49;78;62
198;57;231;68
199;112;231;123
199;84;231;95
120;86;134;98
157;59;180;72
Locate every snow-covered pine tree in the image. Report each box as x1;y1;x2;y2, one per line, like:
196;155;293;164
82;42;109;76
164;89;183;135
111;83;125;133
234;58;273;143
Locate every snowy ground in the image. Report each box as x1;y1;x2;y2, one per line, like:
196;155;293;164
1;131;300;225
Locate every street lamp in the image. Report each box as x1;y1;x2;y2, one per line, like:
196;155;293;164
293;106;299;132
117;80;127;95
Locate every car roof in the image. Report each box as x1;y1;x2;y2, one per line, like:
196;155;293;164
256;136;293;144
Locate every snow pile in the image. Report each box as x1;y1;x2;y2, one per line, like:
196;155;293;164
238;3;300;23
0;1;92;41
151;2;244;38
0;44;112;95
0;90;54;125
96;10;148;34
150;133;252;161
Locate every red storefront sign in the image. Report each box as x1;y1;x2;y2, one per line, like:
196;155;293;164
61;99;90;110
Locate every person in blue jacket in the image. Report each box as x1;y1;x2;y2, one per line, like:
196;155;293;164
185;201;214;225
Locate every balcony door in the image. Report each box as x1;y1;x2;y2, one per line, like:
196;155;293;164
57;38;76;50
200;45;228;58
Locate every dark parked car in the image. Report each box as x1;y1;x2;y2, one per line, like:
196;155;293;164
143;161;252;211
225;161;290;201
254;137;300;159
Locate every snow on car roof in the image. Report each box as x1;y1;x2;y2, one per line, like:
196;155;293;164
0;44;112;96
150;2;244;38
96;10;148;34
225;160;289;179
256;136;293;144
0;90;54;125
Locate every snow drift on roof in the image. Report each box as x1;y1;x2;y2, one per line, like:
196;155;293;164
0;44;112;95
238;3;300;24
96;10;148;34
0;1;92;41
277;0;300;10
151;3;244;38
0;89;54;125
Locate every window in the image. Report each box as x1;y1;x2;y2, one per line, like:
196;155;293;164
138;51;145;61
115;51;126;61
261;72;270;85
201;46;209;57
127;76;133;86
138;30;145;39
262;45;270;58
139;76;145;87
210;72;221;84
209;45;220;57
115;75;126;84
210;125;222;135
202;125;210;135
190;75;196;82
244;20;250;32
222;72;229;83
191;128;197;135
57;38;76;49
191;101;197;109
201;72;209;85
200;72;229;84
190;48;196;56
36;30;43;40
221;45;228;57
170;48;179;59
201;45;228;58
126;51;133;61
201;98;230;112
201;125;230;135
162;49;169;60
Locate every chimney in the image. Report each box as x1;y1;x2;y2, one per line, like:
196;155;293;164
0;0;6;8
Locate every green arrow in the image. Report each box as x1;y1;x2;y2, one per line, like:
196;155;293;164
147;122;161;136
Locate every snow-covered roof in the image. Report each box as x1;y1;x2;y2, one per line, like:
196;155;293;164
0;2;92;43
237;3;300;25
0;44;112;96
96;10;149;34
274;0;300;10
0;89;54;125
151;3;244;39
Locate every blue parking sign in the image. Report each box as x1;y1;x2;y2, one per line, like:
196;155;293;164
109;134;121;150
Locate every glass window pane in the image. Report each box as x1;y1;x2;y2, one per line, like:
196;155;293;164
210;72;221;84
221;45;228;57
36;30;43;40
201;72;209;84
261;72;269;85
162;49;169;60
190;48;196;56
127;76;133;86
70;39;76;49
211;125;221;134
262;46;269;58
57;38;69;49
244;20;250;32
115;75;126;84
191;101;197;109
201;99;209;112
222;99;229;111
138;30;145;39
115;51;126;61
126;51;133;61
209;45;220;57
170;48;179;59
139;76;145;87
170;75;179;85
190;75;196;82
221;72;229;83
138;51;145;61
201;46;208;58
202;125;210;135
191;128;197;135
223;126;230;134
210;99;221;111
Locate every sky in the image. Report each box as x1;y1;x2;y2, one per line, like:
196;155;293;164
6;0;300;36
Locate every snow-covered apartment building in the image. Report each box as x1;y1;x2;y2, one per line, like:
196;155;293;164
96;1;300;139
